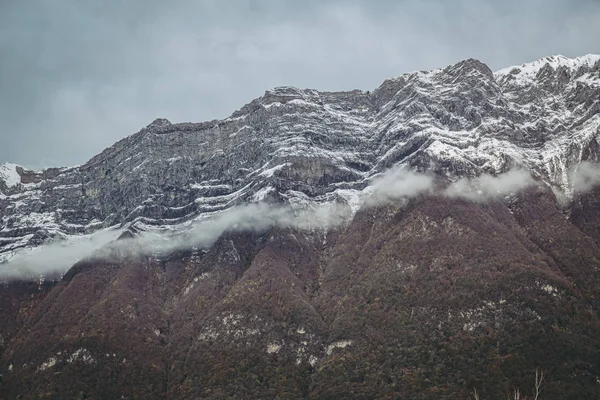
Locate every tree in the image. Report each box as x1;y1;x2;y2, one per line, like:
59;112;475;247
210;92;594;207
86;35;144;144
533;368;544;400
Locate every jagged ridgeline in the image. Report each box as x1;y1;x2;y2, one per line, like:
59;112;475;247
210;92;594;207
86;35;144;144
1;55;600;399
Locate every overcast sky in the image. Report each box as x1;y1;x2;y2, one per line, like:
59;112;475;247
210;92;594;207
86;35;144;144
1;0;599;169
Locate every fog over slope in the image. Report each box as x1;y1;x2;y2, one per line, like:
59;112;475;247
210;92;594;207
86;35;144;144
3;165;594;281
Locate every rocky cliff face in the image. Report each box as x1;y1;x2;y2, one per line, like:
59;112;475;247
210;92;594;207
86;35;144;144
1;54;599;265
1;55;600;399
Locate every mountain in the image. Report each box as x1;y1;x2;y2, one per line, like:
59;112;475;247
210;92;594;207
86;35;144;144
1;54;600;399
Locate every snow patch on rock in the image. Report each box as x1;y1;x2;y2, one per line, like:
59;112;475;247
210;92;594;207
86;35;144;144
326;340;353;355
267;343;282;354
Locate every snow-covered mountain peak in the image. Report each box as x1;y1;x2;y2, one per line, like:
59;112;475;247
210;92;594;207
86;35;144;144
0;163;22;189
495;53;600;86
260;86;323;108
443;58;495;80
145;118;172;130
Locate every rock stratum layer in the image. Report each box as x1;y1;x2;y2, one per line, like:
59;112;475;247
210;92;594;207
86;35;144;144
1;55;600;399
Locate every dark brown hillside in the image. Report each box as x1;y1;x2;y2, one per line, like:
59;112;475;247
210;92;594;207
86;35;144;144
310;189;600;399
0;281;55;369
571;186;600;246
1;190;600;399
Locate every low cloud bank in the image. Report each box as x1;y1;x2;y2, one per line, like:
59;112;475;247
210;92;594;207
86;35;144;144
4;164;600;280
0;203;354;281
0;229;120;281
571;161;600;194
366;166;435;206
445;169;535;201
146;202;354;254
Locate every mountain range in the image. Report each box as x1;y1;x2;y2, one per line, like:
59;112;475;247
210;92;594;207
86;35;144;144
1;54;600;399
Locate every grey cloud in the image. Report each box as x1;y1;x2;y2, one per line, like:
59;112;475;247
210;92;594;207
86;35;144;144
1;0;600;168
445;169;536;201
0;202;354;281
5;162;600;280
366;166;435;206
570;161;600;193
0;228;119;281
